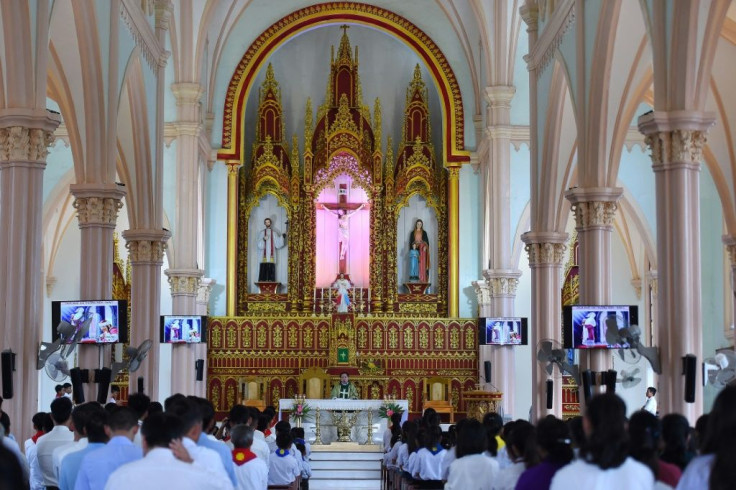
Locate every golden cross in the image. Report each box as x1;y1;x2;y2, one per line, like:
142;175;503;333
340;24;350;36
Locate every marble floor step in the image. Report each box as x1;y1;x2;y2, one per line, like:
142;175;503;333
311;459;381;470
308;480;381;490
311;469;381;479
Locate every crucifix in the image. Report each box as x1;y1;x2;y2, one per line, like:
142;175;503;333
316;183;369;277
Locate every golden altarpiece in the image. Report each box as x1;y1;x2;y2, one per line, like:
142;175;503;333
209;30;478;419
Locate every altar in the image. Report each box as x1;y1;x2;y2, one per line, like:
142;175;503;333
279;398;409;446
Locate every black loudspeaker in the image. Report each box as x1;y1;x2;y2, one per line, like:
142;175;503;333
484;361;492;383
546;379;554;409
604;369;617;394
137;376;144;394
1;350;16;399
582;369;595;403
95;368;112;405
683;354;697;403
69;368;86;404
195;359;205;381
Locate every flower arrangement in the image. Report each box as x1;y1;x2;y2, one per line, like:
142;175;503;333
291;397;313;422
378;402;404;420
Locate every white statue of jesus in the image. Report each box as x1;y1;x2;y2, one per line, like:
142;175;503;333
325;203;365;260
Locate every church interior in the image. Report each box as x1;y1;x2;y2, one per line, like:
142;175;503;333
1;0;736;457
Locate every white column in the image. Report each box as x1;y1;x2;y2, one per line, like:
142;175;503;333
0;111;59;443
639;111;714;419
165;269;204;396
521;232;567;420
123;229;170;398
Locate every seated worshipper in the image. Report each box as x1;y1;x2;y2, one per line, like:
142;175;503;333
165;397;233;485
0;411;28;478
385;420;405;471
190;396;238;486
268;432;301;487
254;412;275;463
411;425;446;482
445;418;500;490
440;421;462;481
660;414;695;471
35;397;74;490
628;410;682;489
330;372;359;400
384;412;403;453
482;412;504;458
74;407;143;490
62;383;73;400
516;416;573;490
550;394;655;490
396;420;419;476
676;384;736;490
295;439;312;489
494;420;515;470
25;412;47;490
230;424;268;490
106;413;234;490
492;420;537;490
59;410;108;490
53;402;104;481
291;426;311;460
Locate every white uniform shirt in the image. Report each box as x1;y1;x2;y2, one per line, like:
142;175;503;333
643;397;658;415
105;447;234;490
550;457;655;490
181;436;231;483
35;425;74;487
250;434;270;464
267;450;300;486
491;460;525;490
446;453;500;490
412;447;446;481
53;437;87;480
234;457;269;490
440;446;456;480
24;438;44;490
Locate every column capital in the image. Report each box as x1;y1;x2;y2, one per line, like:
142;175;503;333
483;269;522;296
171;83;205;105
565;187;622;229
165;268;204;296
520;3;539;32
123;229;171;265
197;277;217;306
723;235;736;265
638;111;715;167
631;277;642;300
521;231;567;266
0;109;60;163
471;280;492;308
646;270;658;298
484;86;516;106
70;184;126;228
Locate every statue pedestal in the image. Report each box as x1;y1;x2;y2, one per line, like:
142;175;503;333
255;281;280;294
404;282;430;294
463;390;503;421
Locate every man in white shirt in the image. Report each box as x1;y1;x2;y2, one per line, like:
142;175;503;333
35;397;75;489
107;386;120;405
106;412;233;490
642;387;658;415
52;402;103;481
231;425;268;490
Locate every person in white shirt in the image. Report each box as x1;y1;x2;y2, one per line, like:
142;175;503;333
107;386;120;405
411;426;446;481
128;393;151;448
268;432;300;487
446;419;500;490
230;425;268;490
551;393;655;490
106;412;233;490
52;402;103;481
35;397;75;488
642;387;658;415
0;414;28;479
24;412;48;490
493;420;536;490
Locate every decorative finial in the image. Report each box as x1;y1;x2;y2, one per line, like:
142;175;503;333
340;24;350;36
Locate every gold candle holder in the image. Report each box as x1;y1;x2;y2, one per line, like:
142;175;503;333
313;406;324;445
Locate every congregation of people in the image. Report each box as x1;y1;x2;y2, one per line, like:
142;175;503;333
0;392;311;490
381;385;736;490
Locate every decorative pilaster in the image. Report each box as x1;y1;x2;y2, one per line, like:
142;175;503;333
196;277;216;315
123;229;170;398
226;162;241;315
639;110;714;420
723;237;736;344
448;166;460;317
645;270;658;346
0;109;60;445
522;231;567;420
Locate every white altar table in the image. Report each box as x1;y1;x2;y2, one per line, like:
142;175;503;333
279;398;409;446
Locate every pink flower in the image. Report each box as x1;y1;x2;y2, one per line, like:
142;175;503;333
297;405;303;414
387;410;393;417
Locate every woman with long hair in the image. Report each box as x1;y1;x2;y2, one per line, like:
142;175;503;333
628;410;681;488
493;420;537;490
551;393;654;489
676;384;736;490
445;419;499;490
516;416;574;490
660;414;695;471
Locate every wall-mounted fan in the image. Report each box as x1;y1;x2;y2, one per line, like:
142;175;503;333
536;339;580;385
617;368;642;389
44;351;70;382
37;320;91;380
604;317;661;374
704;350;736;388
111;340;153;381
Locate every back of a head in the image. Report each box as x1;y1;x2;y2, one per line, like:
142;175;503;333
229;405;249;425
164;393;186;412
582;393;629;470
705;384;736;490
166;398;203;437
246;407;260;427
291;427;305;440
231;424;254;449
507;420;537;466
402;420;419;453
390;412;402;429
536;415;573;465
85;410;109;443
276;431;292;451
72;402;104;436
274;420;291;435
42;413;54;433
32;412;46;431
567;416;585;449
50;397;73;425
628;410;660;477
142;413;184;449
456;418;486;458
55;384;63;394
423;425;442;449
104;403;118;414
482;412;504;436
108;407;139;433
0;444;26;490
128;393;151;420
148;401;164;416
660;413;691;469
256;413;271;432
189;396;215;431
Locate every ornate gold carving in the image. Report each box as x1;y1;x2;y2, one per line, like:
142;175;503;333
319;326;329;348
358;326;368;348
303;326;314;347
273;325;283;348
487;276;520;296
406;386;414;411
247;302;287;314
451;388;459;410
0;126;56;162
272;386;280;408
73;197;124;227
331;94;359;134
226;327;237;348
388;327;398;349
465;326;475;349
434;326;444;349
403;325;414;349
211;327;222;348
450;327;459;349
373;325;383;349
288;324;298;348
226;384;235;410
525;242;566;266
243;324;252;348
398;302;438;315
419;328;429;349
257;325;267;348
212;384;221;411
571;201;618;228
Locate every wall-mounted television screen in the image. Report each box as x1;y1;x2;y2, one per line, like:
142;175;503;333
478;317;528;345
563;305;639;349
51;300;128;344
160;315;207;344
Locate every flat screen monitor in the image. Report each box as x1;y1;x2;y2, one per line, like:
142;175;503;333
51;300;128;344
563;305;639;349
160;315;207;344
478;317;528;345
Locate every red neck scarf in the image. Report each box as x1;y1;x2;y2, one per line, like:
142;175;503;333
31;430;44;444
232;448;257;466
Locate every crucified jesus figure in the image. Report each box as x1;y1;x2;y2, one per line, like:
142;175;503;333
325;203;366;260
